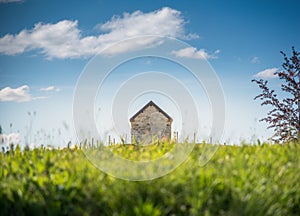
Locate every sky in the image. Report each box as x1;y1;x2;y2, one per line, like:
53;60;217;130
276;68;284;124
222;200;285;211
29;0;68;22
0;0;299;147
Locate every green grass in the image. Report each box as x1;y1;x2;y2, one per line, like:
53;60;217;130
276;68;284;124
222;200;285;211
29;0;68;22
1;143;300;215
108;141;176;160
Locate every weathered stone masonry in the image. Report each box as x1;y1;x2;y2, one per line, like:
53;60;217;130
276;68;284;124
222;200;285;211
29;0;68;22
130;101;173;144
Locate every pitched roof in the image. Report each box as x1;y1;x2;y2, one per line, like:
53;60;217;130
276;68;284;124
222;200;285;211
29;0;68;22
129;100;173;122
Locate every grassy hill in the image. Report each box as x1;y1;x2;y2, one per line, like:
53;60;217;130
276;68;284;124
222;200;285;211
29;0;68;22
1;143;299;215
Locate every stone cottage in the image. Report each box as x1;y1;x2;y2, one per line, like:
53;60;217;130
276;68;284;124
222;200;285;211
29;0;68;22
130;101;173;144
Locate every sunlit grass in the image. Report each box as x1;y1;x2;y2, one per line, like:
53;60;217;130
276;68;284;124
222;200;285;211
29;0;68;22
0;142;299;215
108;141;177;161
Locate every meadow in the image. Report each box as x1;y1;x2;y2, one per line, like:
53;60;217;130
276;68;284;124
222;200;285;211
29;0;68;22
0;142;299;216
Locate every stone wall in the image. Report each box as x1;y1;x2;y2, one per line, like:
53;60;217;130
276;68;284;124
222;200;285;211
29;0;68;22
131;105;172;144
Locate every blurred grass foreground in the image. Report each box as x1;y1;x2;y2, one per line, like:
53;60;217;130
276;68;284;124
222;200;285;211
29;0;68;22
0;142;300;216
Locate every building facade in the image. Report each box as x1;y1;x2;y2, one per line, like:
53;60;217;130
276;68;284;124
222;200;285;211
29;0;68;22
130;101;173;144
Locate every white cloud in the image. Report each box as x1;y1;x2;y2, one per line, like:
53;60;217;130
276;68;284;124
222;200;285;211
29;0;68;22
40;86;60;92
0;7;197;59
172;47;220;60
251;56;260;64
254;68;278;79
0;85;47;102
0;85;32;102
0;133;21;145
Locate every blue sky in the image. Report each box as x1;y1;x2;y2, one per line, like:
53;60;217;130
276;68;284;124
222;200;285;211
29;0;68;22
0;0;299;146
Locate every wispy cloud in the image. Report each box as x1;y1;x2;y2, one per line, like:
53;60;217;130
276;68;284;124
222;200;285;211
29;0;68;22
251;56;260;64
0;85;46;102
40;86;60;92
0;7;197;59
172;47;220;60
254;68;278;79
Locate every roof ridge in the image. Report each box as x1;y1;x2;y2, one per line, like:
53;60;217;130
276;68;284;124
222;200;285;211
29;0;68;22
129;100;173;122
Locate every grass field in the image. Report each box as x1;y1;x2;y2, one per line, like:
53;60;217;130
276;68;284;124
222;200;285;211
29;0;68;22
1;142;300;216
